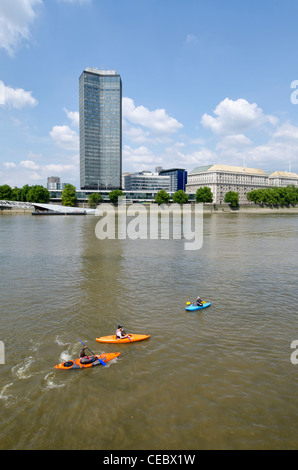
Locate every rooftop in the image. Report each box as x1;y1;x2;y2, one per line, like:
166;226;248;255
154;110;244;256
268;170;298;179
84;67;117;76
190;164;267;175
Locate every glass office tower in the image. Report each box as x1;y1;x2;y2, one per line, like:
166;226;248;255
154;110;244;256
79;68;122;190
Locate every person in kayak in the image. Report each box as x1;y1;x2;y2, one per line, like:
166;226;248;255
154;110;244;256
116;324;130;340
79;346;96;364
196;296;203;306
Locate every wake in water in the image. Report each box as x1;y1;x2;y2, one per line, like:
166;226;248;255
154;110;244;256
42;372;65;391
0;383;15;406
12;356;35;380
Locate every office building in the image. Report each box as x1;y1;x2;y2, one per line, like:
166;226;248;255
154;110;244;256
267;170;298;187
123;171;170;191
186;164;270;204
158;168;187;192
79;68;122;190
47;176;66;191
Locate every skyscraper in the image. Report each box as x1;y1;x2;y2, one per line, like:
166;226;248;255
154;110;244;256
79;68;122;190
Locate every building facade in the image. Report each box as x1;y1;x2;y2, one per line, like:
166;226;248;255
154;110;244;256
268;171;298;187
123;171;170;191
47;176;66;191
185;164;298;204
158;168;187;192
79;68;122;190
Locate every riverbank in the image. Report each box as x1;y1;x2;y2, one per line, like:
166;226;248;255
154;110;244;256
1;203;298;215
0;208;32;214
202;203;298;214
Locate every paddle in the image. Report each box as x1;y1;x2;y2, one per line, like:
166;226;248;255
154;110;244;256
78;339;106;366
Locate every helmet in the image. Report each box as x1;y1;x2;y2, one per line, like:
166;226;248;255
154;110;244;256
118;324;122;328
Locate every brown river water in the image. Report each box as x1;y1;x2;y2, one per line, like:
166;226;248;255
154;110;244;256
0;211;298;450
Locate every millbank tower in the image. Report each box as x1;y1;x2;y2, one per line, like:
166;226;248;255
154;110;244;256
79;68;122;190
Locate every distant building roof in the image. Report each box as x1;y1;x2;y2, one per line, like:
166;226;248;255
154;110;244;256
189;165;213;174
190;164;267;175
268;171;298;179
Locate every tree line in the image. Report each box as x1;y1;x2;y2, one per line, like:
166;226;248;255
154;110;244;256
0;184;50;203
246;185;298;206
1;183;298;207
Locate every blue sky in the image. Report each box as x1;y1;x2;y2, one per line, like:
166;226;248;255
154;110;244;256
1;0;298;188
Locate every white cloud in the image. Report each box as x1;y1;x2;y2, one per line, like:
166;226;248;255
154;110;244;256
123;122;151;144
123;145;161;171
0;81;38;109
122;97;183;134
201;98;278;135
49;125;79;151
63;108;79;127
0;0;42;56
45;163;77;173
216;133;253;150
3;162;16;169
273;122;298;141
20;160;40;170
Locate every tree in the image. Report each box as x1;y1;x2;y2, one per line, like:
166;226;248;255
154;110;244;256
21;184;30;202
195;186;213;203
109;189;124;204
155;189;170;205
247;189;264;204
10;187;23;201
61;184;77;207
88;193;103;207
26;185;50;203
247;186;298;206
224;191;239;207
172;190;188;204
0;184;12;200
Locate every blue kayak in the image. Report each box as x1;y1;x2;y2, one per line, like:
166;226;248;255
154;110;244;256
185;302;211;311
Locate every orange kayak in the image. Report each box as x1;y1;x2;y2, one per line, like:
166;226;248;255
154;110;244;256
96;334;150;344
55;352;120;370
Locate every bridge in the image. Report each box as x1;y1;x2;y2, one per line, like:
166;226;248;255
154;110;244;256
0;200;34;210
0;200;95;214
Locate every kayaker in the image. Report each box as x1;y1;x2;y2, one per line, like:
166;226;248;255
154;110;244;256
196;296;203;306
79;346;95;364
80;346;88;358
116;324;130;340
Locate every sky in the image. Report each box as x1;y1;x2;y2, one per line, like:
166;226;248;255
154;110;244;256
1;0;298;189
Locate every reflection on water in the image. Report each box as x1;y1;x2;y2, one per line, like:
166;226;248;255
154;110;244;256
0;213;298;449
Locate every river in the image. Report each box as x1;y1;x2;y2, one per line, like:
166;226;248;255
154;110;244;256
0;211;298;450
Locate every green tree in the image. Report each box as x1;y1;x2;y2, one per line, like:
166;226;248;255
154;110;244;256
11;187;23;201
61;184;77;207
247;189;264;204
21;184;30;202
172;190;189;204
284;185;298;205
109;189;124;204
247;185;298;206
262;187;279;206
0;184;12;200
88;192;103;207
195;186;213;203
25;185;50;203
224;190;239;207
155;189;170;205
